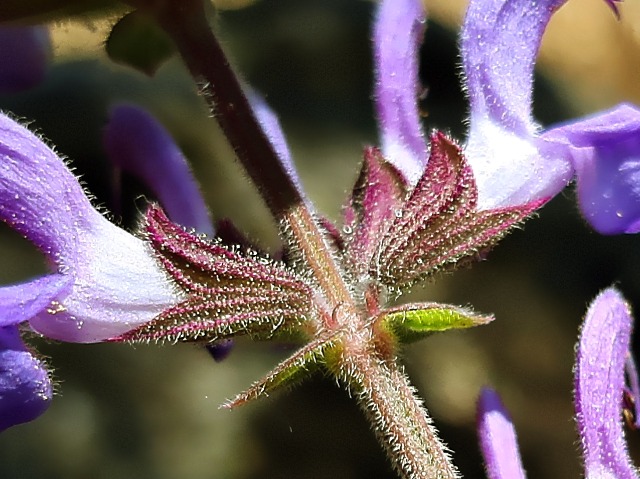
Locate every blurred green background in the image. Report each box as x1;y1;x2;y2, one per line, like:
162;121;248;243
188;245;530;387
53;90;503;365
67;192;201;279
1;0;640;477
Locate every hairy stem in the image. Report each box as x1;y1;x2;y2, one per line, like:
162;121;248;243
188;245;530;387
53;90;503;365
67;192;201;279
346;352;459;479
128;0;358;323
129;0;301;215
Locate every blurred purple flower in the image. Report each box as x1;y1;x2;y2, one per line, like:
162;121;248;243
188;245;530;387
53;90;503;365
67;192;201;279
104;103;213;236
476;387;526;479
0;26;50;93
476;287;640;479
377;0;640;234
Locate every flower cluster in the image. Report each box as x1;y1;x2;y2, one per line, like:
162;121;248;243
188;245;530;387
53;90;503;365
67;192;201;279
0;0;638;477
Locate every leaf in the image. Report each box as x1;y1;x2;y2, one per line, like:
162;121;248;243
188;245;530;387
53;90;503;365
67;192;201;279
106;10;175;76
377;303;493;343
222;332;339;408
372;132;545;292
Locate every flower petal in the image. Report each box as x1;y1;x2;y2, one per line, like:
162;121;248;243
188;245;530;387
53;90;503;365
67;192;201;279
0;326;51;431
0;26;50;93
104;103;214;236
0;273;72;327
543;103;640;234
27;213;183;343
0;113;182;342
477;387;527;479
374;0;427;185
461;0;573;208
574;288;640;479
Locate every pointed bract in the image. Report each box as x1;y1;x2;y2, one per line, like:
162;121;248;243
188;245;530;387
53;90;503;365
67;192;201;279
378;302;493;343
372;132;544;291
223;331;338;409
345;147;406;276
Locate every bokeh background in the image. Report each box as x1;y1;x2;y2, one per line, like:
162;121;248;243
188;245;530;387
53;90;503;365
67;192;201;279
1;0;640;477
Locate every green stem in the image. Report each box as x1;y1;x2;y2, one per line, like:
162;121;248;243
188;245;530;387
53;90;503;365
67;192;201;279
346;352;460;479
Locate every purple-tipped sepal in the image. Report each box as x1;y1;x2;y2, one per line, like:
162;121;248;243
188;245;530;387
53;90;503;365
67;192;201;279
371;132;545;292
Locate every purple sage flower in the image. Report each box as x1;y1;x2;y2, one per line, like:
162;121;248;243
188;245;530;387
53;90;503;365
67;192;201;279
0;92;302;427
476;287;640;478
377;0;640;234
0;104;223;428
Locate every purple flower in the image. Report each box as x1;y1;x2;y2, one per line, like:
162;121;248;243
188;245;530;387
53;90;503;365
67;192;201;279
376;0;640;234
0;26;50;93
575;288;639;478
0;326;51;432
0;104;222;428
476;287;640;478
0;92;299;427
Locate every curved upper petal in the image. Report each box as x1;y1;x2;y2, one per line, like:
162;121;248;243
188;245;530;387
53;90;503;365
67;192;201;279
0;113;90;265
543;103;640;234
0;326;51;431
477;387;527;479
461;0;573;208
0;113;182;342
374;0;427;185
0;26;50;93
103;104;214;236
575;288;640;479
